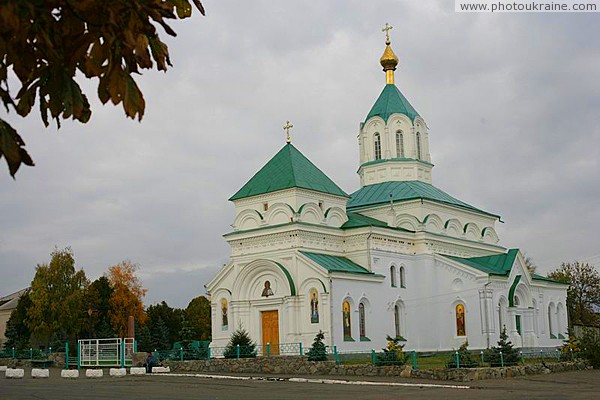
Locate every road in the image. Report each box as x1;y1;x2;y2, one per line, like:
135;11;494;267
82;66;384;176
0;369;598;399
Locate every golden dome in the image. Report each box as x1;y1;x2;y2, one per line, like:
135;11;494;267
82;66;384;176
380;44;399;72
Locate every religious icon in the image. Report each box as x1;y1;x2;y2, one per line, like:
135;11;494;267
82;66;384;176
221;299;228;328
456;303;466;336
342;301;352;339
261;280;274;297
309;289;319;323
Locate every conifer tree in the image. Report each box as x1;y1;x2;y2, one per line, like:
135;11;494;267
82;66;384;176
486;327;520;366
307;331;327;361
178;317;195;350
136;325;152;353
223;328;256;358
151;317;171;350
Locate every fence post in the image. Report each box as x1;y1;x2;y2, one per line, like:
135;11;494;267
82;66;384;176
30;348;33;360
520;351;524;365
556;349;560;360
207;347;211;360
12;347;15;359
500;351;504;367
134;340;138;353
540;349;543;362
299;343;303;356
371;349;375;366
480;350;484;365
121;340;125;368
333;345;339;365
77;342;81;371
236;344;240;359
180;346;184;362
65;342;69;370
411;351;417;371
49;346;52;355
570;348;573;361
455;351;460;368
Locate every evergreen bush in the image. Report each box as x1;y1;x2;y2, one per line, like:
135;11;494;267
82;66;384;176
447;340;478;368
579;328;600;368
485;327;520;367
306;331;327;361
376;335;405;366
223;328;256;358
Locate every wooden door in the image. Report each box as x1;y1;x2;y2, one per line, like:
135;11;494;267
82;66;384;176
261;310;279;356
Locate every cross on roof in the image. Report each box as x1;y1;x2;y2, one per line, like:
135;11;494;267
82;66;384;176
382;23;393;44
283;120;294;143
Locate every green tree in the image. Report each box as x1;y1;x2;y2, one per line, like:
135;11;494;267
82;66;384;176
447;340;478;368
85;276;113;337
3;291;32;351
185;295;211;341
224;328;256;359
151;317;170;350
548;262;600;326
306;330;327;361
25;248;88;345
96;318;115;339
485;327;520;367
0;0;205;177
147;301;184;345
136;324;152;353
178;317;195;349
578;327;600;368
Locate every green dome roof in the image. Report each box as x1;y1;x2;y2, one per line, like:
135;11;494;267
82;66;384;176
230;143;348;201
365;84;419;123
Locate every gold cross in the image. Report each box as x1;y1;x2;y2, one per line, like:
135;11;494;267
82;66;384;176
283;120;293;143
382;23;393;44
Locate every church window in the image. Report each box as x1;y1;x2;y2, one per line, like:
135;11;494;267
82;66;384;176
359;303;367;339
309;288;319;323
455;303;466;336
416;132;422;160
221;299;228;330
390;265;397;287
399;266;406;288
396;131;404;158
394;304;401;337
342;301;352;340
374;133;382;160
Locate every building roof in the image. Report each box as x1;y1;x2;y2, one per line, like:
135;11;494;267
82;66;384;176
230;143;348;201
0;288;28;311
347;180;499;218
341;212;389;229
446;249;519;277
300;251;377;276
365;84;419;123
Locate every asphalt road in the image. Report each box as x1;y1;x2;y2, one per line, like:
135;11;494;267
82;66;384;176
0;369;598;399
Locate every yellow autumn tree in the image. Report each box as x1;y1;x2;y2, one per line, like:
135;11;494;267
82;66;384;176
106;261;147;337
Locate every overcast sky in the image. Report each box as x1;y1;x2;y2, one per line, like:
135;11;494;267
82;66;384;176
1;1;599;308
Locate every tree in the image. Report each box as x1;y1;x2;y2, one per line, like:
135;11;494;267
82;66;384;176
306;330;327;361
185;295;211;341
147;301;184;345
178;317;195;350
106;261;147;337
447;340;478;368
25;247;88;344
0;0;205;177
151;317;170;350
523;252;537;275
548;262;600;326
85;276;113;337
485;327;520;367
578;327;600;368
136;324;152;353
3;291;32;351
223;328;256;359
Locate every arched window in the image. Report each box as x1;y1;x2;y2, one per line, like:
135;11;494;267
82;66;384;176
548;303;556;338
359;303;366;339
498;297;508;334
416;132;422;160
399;266;406;288
342;301;352;340
394;304;401;338
374;133;382;160
390;265;397;287
455;303;466;336
396;130;404;158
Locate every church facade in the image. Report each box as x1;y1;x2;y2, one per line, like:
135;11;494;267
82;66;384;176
206;30;568;353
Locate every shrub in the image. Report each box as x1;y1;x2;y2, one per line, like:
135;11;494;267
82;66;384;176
307;330;327;361
223;328;256;358
376;335;405;366
447;340;479;368
579;328;600;368
485;327;520;367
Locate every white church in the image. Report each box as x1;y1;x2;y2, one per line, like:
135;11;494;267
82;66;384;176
206;27;568;353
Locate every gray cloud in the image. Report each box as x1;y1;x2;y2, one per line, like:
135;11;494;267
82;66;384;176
1;1;598;307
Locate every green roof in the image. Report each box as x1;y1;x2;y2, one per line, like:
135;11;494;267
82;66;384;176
230;143;348;201
300;251;377;276
531;274;566;284
341;212;389;229
446;249;519;276
347;180;499;218
365;84;419;123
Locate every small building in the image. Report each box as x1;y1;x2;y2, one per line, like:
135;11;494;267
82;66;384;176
0;288;28;348
206;30;568;353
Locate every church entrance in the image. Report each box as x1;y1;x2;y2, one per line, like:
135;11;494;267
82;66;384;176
261;310;279;356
